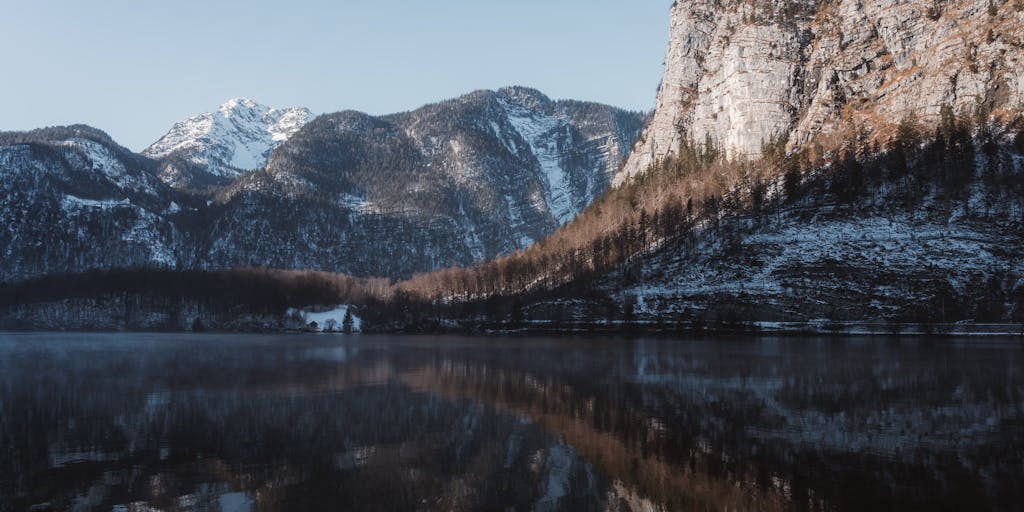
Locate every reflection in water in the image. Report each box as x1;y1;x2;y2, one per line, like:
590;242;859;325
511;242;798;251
0;334;1022;511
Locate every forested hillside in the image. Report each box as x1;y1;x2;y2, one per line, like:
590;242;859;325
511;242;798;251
374;111;1024;333
202;87;644;277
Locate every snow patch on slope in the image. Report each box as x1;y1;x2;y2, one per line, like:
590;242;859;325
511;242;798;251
0;145;51;176
61;139;154;193
62;195;131;210
504;193;536;248
338;193;371;212
621;200;1021;320
124;209;177;267
499;99;577;225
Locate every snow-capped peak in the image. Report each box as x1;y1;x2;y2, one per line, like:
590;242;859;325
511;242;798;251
219;97;261;114
144;98;314;185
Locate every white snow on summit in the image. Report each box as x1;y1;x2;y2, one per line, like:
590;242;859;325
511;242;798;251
144;98;313;181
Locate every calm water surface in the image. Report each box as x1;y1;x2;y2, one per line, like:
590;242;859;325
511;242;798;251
0;333;1022;511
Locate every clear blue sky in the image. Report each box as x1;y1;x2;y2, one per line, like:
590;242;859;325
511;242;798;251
1;0;672;151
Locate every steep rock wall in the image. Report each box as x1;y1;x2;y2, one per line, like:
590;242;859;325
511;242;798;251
617;0;1024;184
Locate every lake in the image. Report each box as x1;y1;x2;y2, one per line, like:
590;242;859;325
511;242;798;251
1;333;1022;511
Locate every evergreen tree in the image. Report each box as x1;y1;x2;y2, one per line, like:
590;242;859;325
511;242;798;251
342;308;354;334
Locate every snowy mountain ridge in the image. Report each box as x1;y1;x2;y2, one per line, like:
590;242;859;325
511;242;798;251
144;98;313;187
209;87;646;278
0;88;644;281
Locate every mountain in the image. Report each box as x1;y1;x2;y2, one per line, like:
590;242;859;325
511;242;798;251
618;0;1024;184
198;87;644;277
376;0;1024;332
144;98;313;188
571;0;1024;330
4;3;1024;332
0;126;188;279
0;88;644;282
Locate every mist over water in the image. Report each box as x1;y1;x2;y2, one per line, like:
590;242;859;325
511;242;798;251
1;333;1022;511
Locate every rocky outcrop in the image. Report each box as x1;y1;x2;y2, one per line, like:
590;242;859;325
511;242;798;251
617;0;1024;184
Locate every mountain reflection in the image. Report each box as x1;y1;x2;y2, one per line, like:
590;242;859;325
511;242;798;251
0;334;1021;511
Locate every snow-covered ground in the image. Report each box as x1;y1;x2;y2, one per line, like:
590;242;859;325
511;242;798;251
289;305;362;333
639;212;1012;298
605;177;1024;324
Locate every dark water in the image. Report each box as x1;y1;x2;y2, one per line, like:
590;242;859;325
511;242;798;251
1;334;1022;511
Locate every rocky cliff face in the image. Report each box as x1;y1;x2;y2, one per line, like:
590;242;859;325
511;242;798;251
417;2;1024;330
618;0;1024;184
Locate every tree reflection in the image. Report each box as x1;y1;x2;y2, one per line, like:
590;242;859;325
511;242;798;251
0;334;1021;511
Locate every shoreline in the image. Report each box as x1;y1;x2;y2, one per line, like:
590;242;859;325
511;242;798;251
3;321;1022;339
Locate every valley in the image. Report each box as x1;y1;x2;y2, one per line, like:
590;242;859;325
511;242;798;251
2;0;1024;335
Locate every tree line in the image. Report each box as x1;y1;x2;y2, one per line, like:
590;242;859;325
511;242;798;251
0;268;390;316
